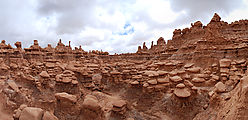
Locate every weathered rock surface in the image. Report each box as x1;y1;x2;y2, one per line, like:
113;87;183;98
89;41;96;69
55;92;77;103
43;111;58;120
19;107;44;120
174;88;191;98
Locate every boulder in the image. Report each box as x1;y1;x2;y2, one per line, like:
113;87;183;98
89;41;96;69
82;95;101;111
173;88;191;98
215;82;226;93
39;71;50;78
19;107;44;120
143;83;149;87
170;76;183;82
55;92;77;103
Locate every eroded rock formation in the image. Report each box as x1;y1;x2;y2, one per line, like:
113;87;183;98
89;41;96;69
0;13;248;120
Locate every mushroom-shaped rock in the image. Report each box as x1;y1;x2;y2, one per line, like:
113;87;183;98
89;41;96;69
157;70;168;75
144;71;159;77
157;77;169;83
192;21;203;28
192;77;206;83
15;42;22;48
219;59;231;68
112;100;126;108
82;95;101;111
55;92;77;103
39;71;50;78
169;70;178;76
215;82;226;93
43;111;58;120
176;83;185;88
19;107;44;120
147;79;157;85
186;67;201;73
143;83;149;87
170;76;183;82
173;88;191;98
184;80;194;87
130;81;139;85
112;100;127;114
184;63;194;68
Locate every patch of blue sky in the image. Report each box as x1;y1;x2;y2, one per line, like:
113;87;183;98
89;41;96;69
112;23;134;36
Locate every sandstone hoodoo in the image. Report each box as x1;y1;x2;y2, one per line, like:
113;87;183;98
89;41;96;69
0;13;248;120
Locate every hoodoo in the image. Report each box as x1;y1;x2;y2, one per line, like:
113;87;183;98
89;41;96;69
0;13;248;120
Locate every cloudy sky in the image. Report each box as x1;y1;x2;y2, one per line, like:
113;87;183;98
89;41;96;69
0;0;248;54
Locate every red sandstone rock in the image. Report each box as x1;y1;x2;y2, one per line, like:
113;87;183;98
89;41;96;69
219;59;232;68
39;71;50;78
157;77;169;83
19;107;44;120
210;13;221;22
215;82;226;93
170;76;183;82
0;13;247;120
43;111;58;120
174;88;191;98
82;95;101;111
55;92;77;103
147;79;158;85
